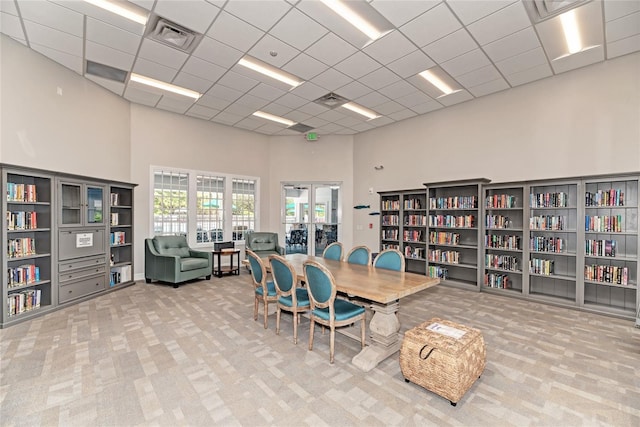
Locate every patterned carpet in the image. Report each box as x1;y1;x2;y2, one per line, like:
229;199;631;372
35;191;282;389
1;272;639;427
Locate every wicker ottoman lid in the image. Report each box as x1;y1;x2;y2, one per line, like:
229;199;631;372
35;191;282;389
405;317;483;357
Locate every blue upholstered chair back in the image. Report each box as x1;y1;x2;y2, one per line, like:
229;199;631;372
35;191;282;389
270;256;294;294
322;242;343;261
304;262;334;306
374;249;405;271
346;246;372;266
247;250;264;284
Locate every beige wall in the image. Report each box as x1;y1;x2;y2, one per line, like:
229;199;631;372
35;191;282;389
353;52;640;250
0;35;131;181
267;135;355;250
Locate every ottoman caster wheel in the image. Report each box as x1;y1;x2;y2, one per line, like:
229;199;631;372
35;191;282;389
450;401;457;407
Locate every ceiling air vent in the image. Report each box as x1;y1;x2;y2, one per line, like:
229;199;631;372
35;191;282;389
288;123;315;133
85;60;128;83
524;0;591;23
313;92;349;109
145;16;202;53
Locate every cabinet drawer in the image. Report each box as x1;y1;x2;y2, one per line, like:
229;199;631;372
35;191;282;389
59;265;106;283
59;255;106;272
59;229;106;260
59;274;106;304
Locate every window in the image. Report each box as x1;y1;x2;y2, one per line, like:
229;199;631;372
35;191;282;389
196;175;224;243
152;168;258;245
153;170;188;236
232;178;256;241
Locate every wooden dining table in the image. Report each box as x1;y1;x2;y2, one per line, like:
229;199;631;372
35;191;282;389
268;254;440;371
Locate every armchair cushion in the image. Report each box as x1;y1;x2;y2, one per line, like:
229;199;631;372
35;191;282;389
245;231;285;258
145;235;212;287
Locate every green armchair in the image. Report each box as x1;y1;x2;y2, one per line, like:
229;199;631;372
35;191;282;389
245;231;285;258
145;235;212;288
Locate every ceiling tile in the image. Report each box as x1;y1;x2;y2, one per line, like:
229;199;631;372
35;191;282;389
336;81;372;100
224;102;260;117
223;0;291;32
282;52;328;80
310;68;353;91
206;83;244;102
550;46;605;74
235;117;265;131
606;11;640;42
411;100;443;114
604;0;640;21
495;47;548;76
85;74;124;96
192;36;244;69
316;109;349;122
1;13;25;41
466;1;530;46
455;64;502;88
375;100;406;115
607;34;640;59
85;40;135;71
212;110;244;125
285;110;313;123
304;32;358;67
467;77;509;98
186;104;219;120
505;63;553;86
422;28;478;63
378;80;419;99
137;38;189;70
274;92;308;109
196;93;232;110
359;67;400;90
370;0;441;27
248;83;288;102
30;43;83;74
446;0;517;25
363;30;417;65
386;49;435;78
216;70;260;92
86;18;142;55
395;91;434;108
50;0;146;35
440;48;491;77
248;34;300;67
388;108;417;121
18;0;83;36
181;56;226;83
233;93;270;110
23;21;82;56
132;57;178;82
482;27;540;63
206;11;265;52
399;3;462;47
334;52;382;80
124;86;162;106
153;0;219;34
260;102;293;117
294;0;371;49
0;1;18;14
173;71;214;93
354;91;391;108
269;7;328;51
156;95;195;114
288;81;330;101
437;89;473;106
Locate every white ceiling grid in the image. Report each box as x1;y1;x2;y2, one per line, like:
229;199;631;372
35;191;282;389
0;0;638;136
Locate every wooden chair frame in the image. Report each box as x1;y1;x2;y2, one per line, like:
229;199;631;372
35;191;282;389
269;255;310;344
247;250;278;329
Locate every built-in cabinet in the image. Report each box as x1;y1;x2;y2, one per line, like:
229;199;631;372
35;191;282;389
2;164;136;328
380;174;640;324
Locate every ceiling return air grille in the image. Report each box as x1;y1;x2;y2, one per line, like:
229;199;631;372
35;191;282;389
524;0;591;23
145;15;203;53
313;92;349;109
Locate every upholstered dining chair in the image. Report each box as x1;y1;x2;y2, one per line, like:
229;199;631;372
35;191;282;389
246;249;278;329
269;255;310;344
303;260;366;364
322;242;344;261
373;248;405;272
346;245;372;266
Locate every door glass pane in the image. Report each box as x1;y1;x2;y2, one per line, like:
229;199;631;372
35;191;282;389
61;183;81;225
284;186;309;254
87;186;103;224
314;185;340;256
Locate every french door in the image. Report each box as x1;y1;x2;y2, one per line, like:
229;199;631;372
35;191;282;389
282;183;341;256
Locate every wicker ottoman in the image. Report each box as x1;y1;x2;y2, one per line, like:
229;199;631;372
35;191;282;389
399;317;486;406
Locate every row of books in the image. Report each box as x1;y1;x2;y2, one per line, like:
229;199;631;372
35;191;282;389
6;211;38;230
529;215;566;231
484;273;511;289
381;200;400;210
486;194;517;209
110;213;119;225
485;234;520;250
530;192;568;208
427;265;448;279
486;214;513;229
381;229;398;240
6;183;38;202
530;236;565;253
404;214;427;226
7;289;41;317
381;215;399;225
529;258;554;275
404;246;425;259
404;199;424;210
430;231;460;245
403;229;423;242
585;215;623;233
584;265;629;285
429;214;475;228
585;239;616;257
485;254;519;271
381;243;399;251
110;231;126;246
110;192;121;206
585;189;624;207
7;238;36;258
428;249;459;264
110;265;131;286
7;264;40;287
429;196;477;210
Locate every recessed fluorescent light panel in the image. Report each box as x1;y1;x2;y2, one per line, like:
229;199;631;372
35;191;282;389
129;73;202;99
320;0;383;41
419;69;454;95
252;111;297;127
238;56;303;88
341;102;380;120
83;0;149;25
560;9;582;54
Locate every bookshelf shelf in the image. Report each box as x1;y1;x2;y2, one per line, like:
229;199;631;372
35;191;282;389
109;185;134;288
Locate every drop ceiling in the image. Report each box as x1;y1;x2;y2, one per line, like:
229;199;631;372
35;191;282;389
1;0;638;136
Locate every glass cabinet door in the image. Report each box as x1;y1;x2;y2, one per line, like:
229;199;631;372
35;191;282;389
60;182;82;225
87;185;104;224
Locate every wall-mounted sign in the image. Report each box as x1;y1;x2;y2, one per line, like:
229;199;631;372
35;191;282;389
76;233;93;248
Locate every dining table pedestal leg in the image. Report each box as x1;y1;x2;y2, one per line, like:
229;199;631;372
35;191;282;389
352;300;400;372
